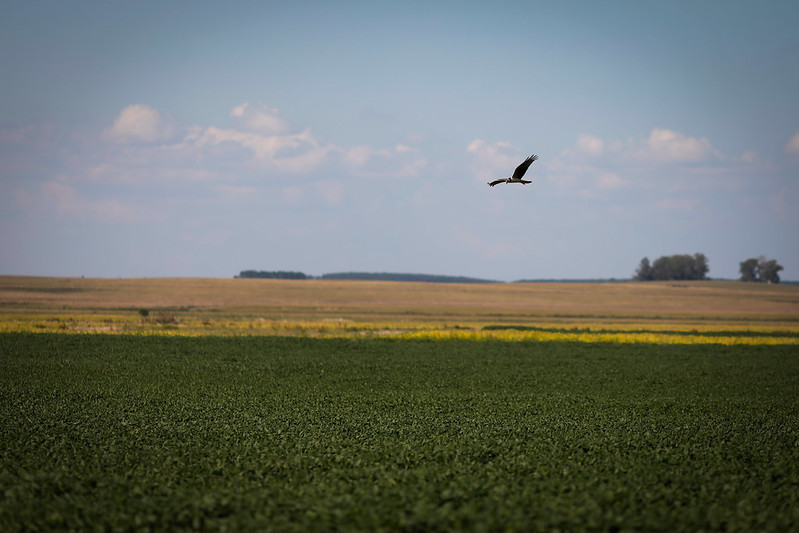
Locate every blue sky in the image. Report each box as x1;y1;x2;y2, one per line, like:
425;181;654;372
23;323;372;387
2;1;798;281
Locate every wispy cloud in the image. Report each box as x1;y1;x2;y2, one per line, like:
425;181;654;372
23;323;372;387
531;127;786;213
561;133;605;159
8;102;434;225
626;128;722;163
172;103;426;178
185;125;332;173
466;139;527;182
230;103;290;135
553;128;730;191
342;143;427;178
103;104;178;144
560;129;723;166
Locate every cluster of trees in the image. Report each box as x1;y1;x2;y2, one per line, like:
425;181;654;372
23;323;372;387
634;253;709;281
739;256;783;284
236;270;309;280
634;254;785;283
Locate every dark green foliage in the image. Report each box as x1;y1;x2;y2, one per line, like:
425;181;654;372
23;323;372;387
634;256;653;281
759;258;784;283
321;272;497;283
740;256;784;284
234;271;497;282
237;270;310;279
2;334;798;531
634;253;709;281
740;258;760;282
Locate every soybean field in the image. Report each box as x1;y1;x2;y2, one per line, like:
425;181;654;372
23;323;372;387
2;333;798;531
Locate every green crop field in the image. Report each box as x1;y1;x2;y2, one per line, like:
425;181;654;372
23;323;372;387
2;333;798;531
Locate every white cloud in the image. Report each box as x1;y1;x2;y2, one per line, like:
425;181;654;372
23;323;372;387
104;104;176;144
467;139;524;181
552;167;616;197
631;128;720;163
19;102;434;230
576;134;604;156
785;131;799;154
545;157;624;195
561;134;604;159
98;103;427;182
563;129;722;166
186;125;332;174
343;143;426;178
397;157;427;177
344;145;383;168
230;103;290;135
552;129;736;195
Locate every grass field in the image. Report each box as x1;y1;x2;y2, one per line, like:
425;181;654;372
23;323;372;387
1;277;798;530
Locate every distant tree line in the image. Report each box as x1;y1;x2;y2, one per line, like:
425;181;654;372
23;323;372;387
234;271;497;283
739;256;783;284
236;270;309;280
320;272;496;283
236;259;787;284
633;253;709;281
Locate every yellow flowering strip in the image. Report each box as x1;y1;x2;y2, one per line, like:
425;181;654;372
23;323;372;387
0;314;140;334
1;314;797;345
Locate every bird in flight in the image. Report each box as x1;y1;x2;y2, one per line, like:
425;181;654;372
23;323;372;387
487;154;538;187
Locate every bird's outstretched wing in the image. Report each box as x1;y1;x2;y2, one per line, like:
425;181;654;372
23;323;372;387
511;154;538;181
488;178;507;187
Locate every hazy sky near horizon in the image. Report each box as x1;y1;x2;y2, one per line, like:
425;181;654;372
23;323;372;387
2;1;798;281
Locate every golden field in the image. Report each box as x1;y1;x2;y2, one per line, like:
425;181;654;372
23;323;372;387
1;275;798;344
